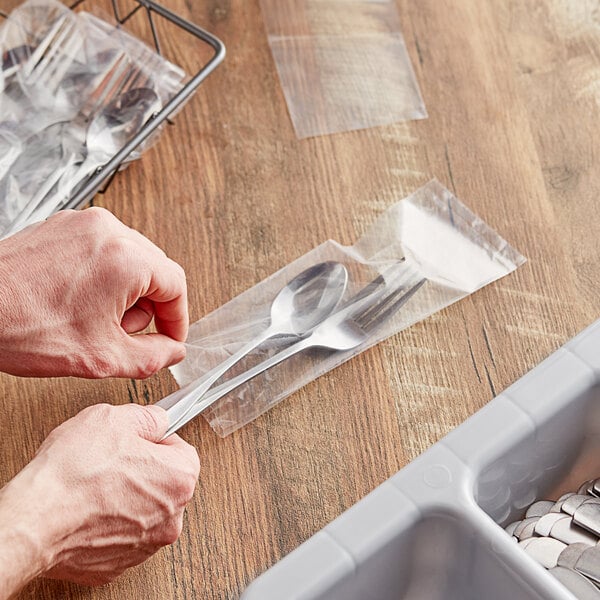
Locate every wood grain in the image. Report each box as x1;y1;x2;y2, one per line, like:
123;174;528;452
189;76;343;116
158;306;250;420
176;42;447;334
1;0;599;598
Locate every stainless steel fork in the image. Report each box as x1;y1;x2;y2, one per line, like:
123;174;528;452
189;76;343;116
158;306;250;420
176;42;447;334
22;15;81;91
161;264;426;438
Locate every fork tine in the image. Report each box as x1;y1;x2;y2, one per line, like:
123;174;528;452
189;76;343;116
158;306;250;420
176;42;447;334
21;15;68;78
357;277;426;332
24;16;82;95
32;21;72;76
24;16;76;83
337;258;406;311
35;24;82;91
354;264;410;325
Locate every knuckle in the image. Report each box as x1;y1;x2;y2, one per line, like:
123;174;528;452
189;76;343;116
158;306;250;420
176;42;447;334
78;352;118;379
40;424;67;450
128;404;162;438
71;404;115;434
184;472;198;499
80;206;113;228
39;403;115;454
102;236;135;269
175;470;198;501
185;469;199;499
79;403;113;420
47;208;75;223
184;445;201;478
72;207;116;239
160;518;183;546
163;466;197;505
167;440;200;494
133;354;163;379
98;237;146;288
172;261;186;284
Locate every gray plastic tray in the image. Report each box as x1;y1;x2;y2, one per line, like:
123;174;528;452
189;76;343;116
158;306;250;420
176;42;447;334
241;318;600;599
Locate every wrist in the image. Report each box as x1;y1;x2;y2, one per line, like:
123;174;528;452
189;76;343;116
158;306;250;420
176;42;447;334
0;238;27;366
0;234;62;377
0;461;70;596
0;239;14;334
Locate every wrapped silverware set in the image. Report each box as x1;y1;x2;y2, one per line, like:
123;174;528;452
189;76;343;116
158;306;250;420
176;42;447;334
158;259;426;438
168;181;526;437
507;477;600;598
0;0;187;237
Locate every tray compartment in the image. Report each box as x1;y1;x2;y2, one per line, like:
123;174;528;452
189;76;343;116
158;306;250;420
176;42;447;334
242;320;600;599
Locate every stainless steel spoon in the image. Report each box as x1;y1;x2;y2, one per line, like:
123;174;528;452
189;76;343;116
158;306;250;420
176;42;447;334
157;261;348;437
51;86;161;209
5;87;162;232
159;261;350;437
65;86;162;187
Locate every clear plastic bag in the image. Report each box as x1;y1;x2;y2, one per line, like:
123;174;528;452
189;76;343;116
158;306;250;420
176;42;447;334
260;0;427;138
170;180;526;437
0;0;186;237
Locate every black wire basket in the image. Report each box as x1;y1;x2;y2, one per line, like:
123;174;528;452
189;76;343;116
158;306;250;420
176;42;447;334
0;0;225;211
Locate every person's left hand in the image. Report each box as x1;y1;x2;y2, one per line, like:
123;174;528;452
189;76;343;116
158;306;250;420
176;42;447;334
0;207;188;378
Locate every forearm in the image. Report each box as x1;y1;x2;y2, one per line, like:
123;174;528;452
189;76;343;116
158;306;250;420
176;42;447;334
0;467;58;599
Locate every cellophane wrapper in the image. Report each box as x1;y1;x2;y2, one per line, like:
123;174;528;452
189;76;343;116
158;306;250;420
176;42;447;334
170;180;526;437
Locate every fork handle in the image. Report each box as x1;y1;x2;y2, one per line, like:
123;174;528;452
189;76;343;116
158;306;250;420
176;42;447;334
160;335;314;439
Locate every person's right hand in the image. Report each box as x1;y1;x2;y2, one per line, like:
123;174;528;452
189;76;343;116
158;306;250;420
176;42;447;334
0;403;199;594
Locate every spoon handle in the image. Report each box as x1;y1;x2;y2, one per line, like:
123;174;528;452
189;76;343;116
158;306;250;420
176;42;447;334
58;155;100;199
3;155;75;237
159;327;277;437
25;157;89;224
160;335;314;439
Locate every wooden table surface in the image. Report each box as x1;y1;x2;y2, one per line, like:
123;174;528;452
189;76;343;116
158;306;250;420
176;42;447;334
3;0;600;598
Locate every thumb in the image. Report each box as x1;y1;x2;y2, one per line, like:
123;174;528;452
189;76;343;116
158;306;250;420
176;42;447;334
123;333;187;379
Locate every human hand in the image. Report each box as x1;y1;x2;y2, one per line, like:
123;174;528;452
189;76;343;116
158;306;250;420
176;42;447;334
0;207;189;378
0;403;199;594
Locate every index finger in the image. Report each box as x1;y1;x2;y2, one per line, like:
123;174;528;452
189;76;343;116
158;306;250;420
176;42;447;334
120;226;189;342
144;256;189;342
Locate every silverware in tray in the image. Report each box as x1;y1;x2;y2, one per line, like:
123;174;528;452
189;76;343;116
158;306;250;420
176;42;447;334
507;477;600;598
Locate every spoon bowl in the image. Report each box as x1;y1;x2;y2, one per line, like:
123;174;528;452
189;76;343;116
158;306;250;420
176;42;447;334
52;86;162;203
269;261;349;336
85;86;162;158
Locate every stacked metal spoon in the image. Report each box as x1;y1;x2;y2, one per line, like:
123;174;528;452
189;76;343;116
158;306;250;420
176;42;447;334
506;477;600;598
